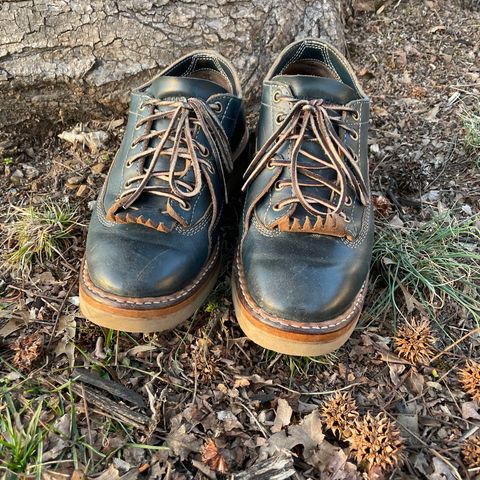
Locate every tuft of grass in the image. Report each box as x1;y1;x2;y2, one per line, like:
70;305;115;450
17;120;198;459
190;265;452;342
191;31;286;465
0;391;44;476
370;213;480;326
261;349;336;383
2;201;79;275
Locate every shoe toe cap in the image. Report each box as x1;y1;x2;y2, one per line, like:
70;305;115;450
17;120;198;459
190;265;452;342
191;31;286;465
241;234;370;323
85;224;208;298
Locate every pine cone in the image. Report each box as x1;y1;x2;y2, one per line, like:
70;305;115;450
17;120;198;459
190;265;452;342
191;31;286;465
458;360;480;402
462;435;480;469
394;317;436;364
320;391;359;438
348;412;404;473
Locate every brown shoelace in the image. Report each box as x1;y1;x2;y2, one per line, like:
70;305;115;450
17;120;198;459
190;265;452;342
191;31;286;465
242;97;368;218
118;98;233;213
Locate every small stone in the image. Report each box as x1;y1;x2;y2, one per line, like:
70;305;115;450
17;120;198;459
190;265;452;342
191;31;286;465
421;190;440;202
370;144;380;154
462;204;473;216
91;163;105;174
23;165;39;179
66;175;84;186
10;169;24;185
68;296;80;307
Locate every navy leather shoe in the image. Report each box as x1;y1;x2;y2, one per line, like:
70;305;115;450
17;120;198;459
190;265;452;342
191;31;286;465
80;51;248;332
232;39;373;355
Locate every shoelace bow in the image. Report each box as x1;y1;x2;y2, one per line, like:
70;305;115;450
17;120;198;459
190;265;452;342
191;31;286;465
242;97;369;219
117;97;233;214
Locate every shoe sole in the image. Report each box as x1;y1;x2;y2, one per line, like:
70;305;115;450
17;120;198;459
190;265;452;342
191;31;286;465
232;251;367;356
79;245;220;333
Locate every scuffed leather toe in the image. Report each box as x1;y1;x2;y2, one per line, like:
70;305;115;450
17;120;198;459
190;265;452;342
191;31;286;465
86;219;208;298
241;222;372;323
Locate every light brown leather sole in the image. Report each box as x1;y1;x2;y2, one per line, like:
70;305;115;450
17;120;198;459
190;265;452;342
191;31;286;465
232;253;367;356
79;248;220;333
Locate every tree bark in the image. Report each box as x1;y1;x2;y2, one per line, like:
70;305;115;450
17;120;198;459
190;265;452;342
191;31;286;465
0;0;344;134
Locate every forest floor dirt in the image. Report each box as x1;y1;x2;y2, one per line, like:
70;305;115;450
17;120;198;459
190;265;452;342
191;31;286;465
0;1;479;479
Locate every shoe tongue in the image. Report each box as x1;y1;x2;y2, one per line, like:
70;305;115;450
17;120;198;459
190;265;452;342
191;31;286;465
273;75;358;104
146;76;228;101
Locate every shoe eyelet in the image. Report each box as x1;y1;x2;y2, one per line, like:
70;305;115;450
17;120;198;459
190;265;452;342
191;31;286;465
352;111;360;121
275;113;286;124
345;196;352;206
344;215;351;223
134;124;142;131
273;90;282;103
351;131;359;141
181;202;191;211
210;101;223;113
267;160;275;170
274;181;283;191
272;203;282;212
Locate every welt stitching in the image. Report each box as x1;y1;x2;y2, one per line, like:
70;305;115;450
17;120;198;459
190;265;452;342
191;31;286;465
82;245;219;306
235;251;366;330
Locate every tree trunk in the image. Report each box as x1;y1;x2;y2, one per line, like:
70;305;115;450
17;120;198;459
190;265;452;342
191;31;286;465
0;0;345;134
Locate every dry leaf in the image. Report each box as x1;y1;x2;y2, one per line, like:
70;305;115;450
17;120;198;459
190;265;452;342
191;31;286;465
0;317;26;338
396;413;419;445
271;398;293;433
43;413;71;461
216;410;242;431
307;442;360;479
425;104;440;121
260;410;325;462
429;457;457;480
54;314;76;368
405;368;425;395
58;127;109;154
461;401;480;421
89;465;122;480
166;416;202;461
200;438;229;474
428;25;446;33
